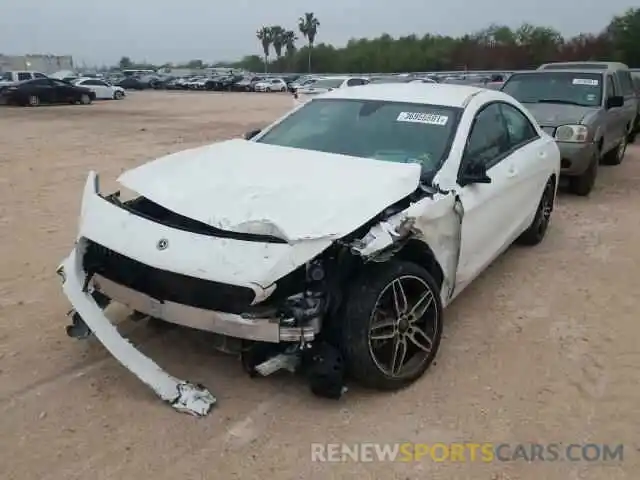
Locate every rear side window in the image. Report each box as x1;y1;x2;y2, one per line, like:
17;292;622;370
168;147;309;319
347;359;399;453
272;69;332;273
17;72;32;81
606;75;616;98
617;71;634;96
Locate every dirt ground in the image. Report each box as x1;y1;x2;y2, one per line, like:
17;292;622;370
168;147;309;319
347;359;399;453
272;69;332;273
0;91;638;480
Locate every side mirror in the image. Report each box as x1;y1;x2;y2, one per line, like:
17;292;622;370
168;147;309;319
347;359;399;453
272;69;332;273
606;95;624;109
244;129;261;140
458;161;492;187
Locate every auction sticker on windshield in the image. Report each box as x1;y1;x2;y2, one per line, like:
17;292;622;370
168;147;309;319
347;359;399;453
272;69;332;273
397;112;449;126
572;78;599;86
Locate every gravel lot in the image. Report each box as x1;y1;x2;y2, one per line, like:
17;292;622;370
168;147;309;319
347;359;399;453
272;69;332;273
0;91;638;480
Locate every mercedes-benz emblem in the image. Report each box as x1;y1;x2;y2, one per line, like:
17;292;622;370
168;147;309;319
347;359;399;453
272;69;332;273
157;238;169;250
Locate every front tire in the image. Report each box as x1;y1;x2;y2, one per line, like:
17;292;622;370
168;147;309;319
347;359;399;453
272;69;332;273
601;136;627;166
79;93;92;105
114;90;124;100
568;152;598;196
517;177;555;246
341;261;443;391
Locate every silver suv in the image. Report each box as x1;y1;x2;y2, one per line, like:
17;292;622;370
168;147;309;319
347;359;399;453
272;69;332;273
502;66;636;196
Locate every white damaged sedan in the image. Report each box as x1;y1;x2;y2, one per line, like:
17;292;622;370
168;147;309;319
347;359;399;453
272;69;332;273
57;83;560;416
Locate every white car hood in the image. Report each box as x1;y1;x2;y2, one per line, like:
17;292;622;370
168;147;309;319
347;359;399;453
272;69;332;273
118;139;421;242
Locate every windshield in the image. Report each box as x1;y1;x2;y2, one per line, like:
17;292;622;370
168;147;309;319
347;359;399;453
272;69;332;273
256;99;460;173
503;72;602;107
309;78;345;89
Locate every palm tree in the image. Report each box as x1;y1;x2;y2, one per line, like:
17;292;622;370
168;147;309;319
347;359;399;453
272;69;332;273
298;12;320;72
256;26;273;73
271;26;286;60
282;30;297;71
283;30;297;56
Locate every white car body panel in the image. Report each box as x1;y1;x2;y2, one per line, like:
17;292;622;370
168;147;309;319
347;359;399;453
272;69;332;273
74;78;125;99
118;139;422;243
58;83;560;415
255;79;287;92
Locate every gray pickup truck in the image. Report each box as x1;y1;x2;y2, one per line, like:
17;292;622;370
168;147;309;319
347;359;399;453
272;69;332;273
501;66;637;196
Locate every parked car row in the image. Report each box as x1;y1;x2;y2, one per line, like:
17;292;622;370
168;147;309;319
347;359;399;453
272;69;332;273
0;76;126;106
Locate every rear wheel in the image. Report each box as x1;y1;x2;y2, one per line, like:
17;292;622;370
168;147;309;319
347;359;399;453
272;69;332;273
628;118;638;144
27;95;40;107
341;261;443;391
517;177;555;245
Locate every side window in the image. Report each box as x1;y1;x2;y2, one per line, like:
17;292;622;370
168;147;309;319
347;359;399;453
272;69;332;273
500;103;538;148
463;103;510;169
33;72;47;78
17;72;32;81
30;79;51;86
617;71;633;96
84;80;100;86
606;75;616;98
347;78;364;86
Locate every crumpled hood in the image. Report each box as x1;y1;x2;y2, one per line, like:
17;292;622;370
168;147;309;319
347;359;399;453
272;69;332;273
118;139;421;242
522;103;598;127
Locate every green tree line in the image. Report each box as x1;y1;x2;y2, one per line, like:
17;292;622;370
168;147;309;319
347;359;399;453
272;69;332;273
119;8;640;73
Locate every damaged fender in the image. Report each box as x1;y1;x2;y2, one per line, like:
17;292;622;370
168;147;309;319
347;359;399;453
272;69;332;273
351;192;463;304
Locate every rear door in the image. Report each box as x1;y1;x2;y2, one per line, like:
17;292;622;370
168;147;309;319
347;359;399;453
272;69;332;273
27;79;56;102
615;70;638;133
499;102;550;233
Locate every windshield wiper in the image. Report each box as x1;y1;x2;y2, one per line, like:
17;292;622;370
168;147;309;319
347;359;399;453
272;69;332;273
536;99;586;106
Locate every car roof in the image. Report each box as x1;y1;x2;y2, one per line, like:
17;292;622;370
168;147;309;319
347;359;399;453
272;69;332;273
508;69;606;76
537;61;629;72
318;83;489;108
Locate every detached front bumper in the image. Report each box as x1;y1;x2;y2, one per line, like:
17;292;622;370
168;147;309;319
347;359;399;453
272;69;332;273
57;249;217;416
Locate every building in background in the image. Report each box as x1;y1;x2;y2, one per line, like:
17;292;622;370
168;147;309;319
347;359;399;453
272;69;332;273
0;54;74;74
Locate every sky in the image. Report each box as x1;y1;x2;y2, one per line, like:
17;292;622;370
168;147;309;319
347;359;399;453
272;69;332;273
0;0;637;66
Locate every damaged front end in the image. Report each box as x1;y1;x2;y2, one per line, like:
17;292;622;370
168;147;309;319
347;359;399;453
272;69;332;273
58;172;464;415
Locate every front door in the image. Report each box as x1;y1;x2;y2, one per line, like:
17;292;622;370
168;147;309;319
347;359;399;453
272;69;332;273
454;102;534;291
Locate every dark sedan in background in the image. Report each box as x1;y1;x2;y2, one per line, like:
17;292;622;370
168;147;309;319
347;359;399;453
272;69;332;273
0;78;95;106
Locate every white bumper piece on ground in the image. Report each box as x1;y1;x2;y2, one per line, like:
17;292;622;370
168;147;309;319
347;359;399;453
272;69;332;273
57;249;216;417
